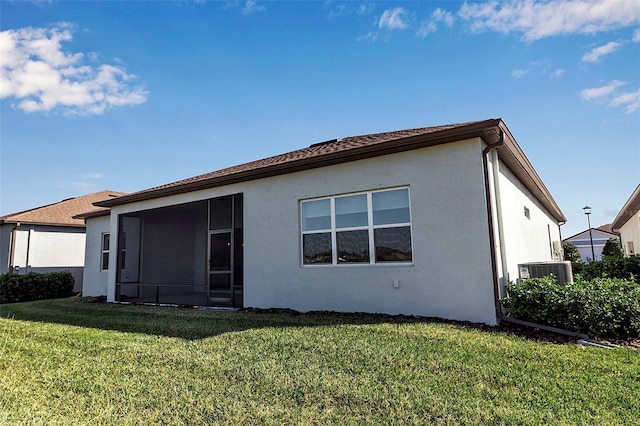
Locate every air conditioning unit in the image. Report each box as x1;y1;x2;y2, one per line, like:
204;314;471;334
518;261;573;286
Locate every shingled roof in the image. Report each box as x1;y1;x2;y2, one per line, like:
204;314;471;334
94;119;566;222
0;190;126;228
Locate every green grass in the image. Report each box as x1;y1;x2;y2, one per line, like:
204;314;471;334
1;298;638;425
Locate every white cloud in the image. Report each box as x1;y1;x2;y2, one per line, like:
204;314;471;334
582;41;621;62
358;3;375;15
633;28;640;42
551;69;565;78
328;2;375;19
241;0;265;15
580;80;640;113
458;0;640;41
417;8;455;38
378;7;408;30
83;172;104;179
58;181;98;190
580;80;625;100
611;89;640;112
358;31;379;43
0;24;148;115
223;1;240;10
512;68;530;79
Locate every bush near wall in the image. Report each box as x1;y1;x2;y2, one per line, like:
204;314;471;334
577;256;640;283
0;272;75;304
502;276;640;339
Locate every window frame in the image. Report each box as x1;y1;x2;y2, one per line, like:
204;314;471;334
300;187;414;267
100;233;110;271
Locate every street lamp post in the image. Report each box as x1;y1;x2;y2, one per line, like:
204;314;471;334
583;206;595;262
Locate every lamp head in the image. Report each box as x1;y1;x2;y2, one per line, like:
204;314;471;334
583;205;592;215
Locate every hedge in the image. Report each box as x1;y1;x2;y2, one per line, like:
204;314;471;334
572;256;640;283
0;272;75;304
502;275;640;339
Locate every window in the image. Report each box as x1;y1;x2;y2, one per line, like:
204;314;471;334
628;241;635;255
301;188;413;265
101;233;110;271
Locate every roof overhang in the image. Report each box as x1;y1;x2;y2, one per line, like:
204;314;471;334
95;119;566;223
0;219;85;228
73;208;112;221
612;184;640;231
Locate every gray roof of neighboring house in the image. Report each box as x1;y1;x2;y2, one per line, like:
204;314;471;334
94;119;566;222
0;190;126;228
612;184;640;231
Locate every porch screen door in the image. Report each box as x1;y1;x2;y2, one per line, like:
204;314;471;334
209;231;232;304
208;194;243;307
119;216;141;283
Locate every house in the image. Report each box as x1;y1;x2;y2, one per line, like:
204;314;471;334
612;184;640;256
82;119;566;325
0;190;125;292
563;224;620;262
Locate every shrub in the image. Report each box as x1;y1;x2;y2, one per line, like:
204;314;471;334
502;275;640;339
579;256;640;283
0;272;75;304
562;241;582;263
601;238;623;259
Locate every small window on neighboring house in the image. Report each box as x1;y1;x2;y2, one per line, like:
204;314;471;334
628;241;635;255
524;206;530;219
101;233;110;271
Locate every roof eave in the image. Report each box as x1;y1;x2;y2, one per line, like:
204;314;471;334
495;122;566;223
0;219;85;228
611;184;640;230
93;118;565;224
95;120;502;208
73;209;112;221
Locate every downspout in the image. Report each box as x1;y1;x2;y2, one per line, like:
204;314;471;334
490;148;509;299
481;129;588;339
25;225;34;273
481;129;506;320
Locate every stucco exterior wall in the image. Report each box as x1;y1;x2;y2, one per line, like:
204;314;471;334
105;138;499;324
28;227;85;267
619;211;640;256
0;225;86;290
83;215;111;296
489;155;562;288
242;139;496;324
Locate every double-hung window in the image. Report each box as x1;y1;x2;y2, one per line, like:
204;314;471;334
101;233;110;271
301;187;413;265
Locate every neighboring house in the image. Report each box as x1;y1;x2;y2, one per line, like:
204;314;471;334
0;190;125;292
612;184;640;256
563;224;620;262
82;119;566;325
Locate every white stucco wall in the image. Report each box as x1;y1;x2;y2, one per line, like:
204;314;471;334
619;211;640;256
489;154;562;290
0;225;85;291
105;138;500;324
83;216;111;296
4;226;85;268
28;228;85;267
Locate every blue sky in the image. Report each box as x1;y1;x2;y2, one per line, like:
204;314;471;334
1;0;639;238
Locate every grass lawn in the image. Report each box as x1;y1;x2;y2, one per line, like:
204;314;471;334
1;298;638;425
